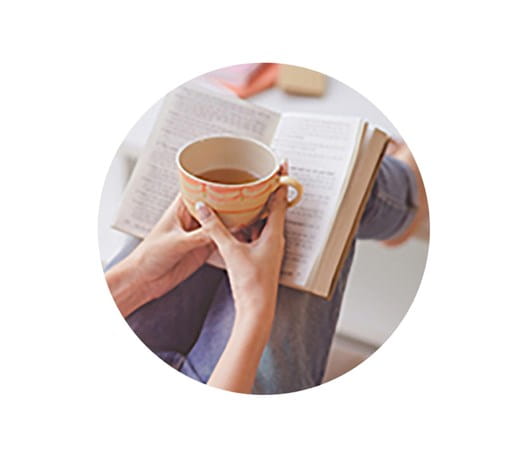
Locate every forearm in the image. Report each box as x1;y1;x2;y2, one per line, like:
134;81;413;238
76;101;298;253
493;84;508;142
105;256;151;318
208;310;274;394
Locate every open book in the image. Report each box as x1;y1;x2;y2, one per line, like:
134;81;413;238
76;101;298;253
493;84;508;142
114;84;389;299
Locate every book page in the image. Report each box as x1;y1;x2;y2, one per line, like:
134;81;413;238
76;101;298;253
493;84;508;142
114;84;281;237
271;113;363;287
316;126;388;298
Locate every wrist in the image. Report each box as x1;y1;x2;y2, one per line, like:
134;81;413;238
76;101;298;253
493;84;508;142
105;256;151;317
233;299;275;342
232;276;278;315
235;289;276;319
235;306;274;326
231;310;274;353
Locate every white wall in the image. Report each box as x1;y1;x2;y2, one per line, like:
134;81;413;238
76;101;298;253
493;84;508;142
337;238;428;347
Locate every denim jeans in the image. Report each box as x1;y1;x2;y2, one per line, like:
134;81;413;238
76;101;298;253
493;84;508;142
105;156;418;394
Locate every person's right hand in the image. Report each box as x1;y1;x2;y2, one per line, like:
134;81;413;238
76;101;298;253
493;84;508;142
197;186;288;393
194;185;288;322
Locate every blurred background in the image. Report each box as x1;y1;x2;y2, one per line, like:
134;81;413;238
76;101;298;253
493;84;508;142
98;64;429;382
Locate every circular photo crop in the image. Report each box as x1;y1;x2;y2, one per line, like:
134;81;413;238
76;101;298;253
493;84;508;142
99;63;429;394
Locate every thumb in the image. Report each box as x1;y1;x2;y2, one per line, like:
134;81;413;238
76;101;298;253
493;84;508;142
260;186;288;242
194;201;237;249
175;226;210;251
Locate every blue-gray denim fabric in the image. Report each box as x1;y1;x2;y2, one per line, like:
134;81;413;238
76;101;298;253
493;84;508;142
105;156;418;394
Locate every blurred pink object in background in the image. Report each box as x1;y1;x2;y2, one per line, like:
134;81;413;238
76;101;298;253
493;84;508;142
207;64;261;86
206;63;279;98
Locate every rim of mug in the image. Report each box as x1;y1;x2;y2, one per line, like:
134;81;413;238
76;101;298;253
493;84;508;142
176;134;280;188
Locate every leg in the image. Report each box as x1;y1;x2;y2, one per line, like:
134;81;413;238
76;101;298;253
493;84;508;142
357;155;419;240
181;155;419;392
253;242;357;393
104;236;225;363
179;272;233;382
253;155;420;393
181;246;356;391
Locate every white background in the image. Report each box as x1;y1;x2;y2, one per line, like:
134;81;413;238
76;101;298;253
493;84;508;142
1;1;526;456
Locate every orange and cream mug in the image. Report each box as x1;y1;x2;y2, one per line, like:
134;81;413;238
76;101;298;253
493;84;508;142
176;135;303;228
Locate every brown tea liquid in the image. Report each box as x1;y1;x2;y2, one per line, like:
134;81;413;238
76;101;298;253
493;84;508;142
196;168;259;184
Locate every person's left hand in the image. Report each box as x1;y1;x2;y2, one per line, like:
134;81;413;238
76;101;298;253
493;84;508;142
106;195;213;317
128;194;213;301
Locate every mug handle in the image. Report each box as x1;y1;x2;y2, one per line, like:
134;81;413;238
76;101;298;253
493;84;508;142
278;176;303;208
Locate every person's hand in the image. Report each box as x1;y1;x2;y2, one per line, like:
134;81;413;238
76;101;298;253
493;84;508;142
130;194;214;295
194;184;288;323
105;195;213;317
195;176;289;394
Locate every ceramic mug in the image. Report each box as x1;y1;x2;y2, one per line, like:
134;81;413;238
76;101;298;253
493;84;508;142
176;135;303;228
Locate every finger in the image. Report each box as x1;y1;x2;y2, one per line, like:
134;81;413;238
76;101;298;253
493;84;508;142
153;194;178;229
250;225;260;242
158;194;186;230
162;228;211;262
278;158;289;176
178;227;211;250
175;196;198;231
174;195;208;232
260;186;287;241
193;201;237;250
166;193;183;213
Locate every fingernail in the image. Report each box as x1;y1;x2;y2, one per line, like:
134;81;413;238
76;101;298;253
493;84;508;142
280;158;289;173
195;201;211;220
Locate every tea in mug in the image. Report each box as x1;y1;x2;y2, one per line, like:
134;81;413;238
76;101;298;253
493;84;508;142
196;168;259;185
